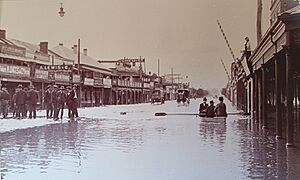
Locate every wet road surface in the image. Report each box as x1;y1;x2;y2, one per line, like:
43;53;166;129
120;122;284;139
1;98;300;179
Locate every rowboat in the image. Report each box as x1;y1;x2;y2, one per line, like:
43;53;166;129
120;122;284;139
200;116;226;123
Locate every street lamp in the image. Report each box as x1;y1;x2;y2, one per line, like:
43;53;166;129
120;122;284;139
58;3;65;17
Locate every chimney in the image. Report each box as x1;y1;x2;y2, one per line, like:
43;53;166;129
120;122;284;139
0;30;6;39
59;43;63;46
83;48;87;56
39;42;48;54
73;45;77;54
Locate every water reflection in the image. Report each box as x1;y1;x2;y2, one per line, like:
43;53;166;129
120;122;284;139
199;121;227;152
0;111;300;179
0;118;145;179
233;119;300;180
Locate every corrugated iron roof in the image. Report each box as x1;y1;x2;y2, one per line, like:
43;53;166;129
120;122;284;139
51;45;111;72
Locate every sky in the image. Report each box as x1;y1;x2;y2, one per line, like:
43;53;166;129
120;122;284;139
0;0;270;90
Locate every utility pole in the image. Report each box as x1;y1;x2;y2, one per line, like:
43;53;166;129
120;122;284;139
158;59;160;76
257;0;262;44
77;38;81;74
77;38;81;107
171;67;174;100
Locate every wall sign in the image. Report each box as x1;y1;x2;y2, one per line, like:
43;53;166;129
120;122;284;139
0;64;30;76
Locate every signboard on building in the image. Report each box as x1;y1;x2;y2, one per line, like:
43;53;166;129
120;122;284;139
143;83;150;88
94;78;103;87
112;79;117;86
84;78;94;86
117;58;145;63
149;82;155;88
73;74;81;83
54;72;71;82
0;64;30;76
103;78;112;88
40;65;73;71
35;69;48;79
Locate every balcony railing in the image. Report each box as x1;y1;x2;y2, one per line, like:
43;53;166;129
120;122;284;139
117;79;142;88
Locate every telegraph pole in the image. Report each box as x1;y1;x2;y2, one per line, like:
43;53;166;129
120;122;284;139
257;0;262;44
77;38;81;74
171;67;174;100
158;59;160;76
77;38;82;107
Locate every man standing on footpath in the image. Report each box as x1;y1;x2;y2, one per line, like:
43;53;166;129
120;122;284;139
69;85;79;120
0;86;10;118
52;85;59;121
56;86;67;120
15;84;26;119
44;85;53;119
27;85;39;119
66;86;72;118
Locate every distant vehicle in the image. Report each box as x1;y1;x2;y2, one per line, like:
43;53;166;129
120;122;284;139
176;89;190;104
151;89;165;104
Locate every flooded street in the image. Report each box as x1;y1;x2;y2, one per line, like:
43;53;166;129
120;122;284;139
1;98;300;180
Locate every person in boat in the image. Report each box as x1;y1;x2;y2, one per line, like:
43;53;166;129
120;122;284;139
215;96;227;117
199;97;208;117
206;100;216;117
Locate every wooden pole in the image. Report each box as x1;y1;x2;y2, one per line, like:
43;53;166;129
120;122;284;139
275;56;282;139
77;38;82;107
257;0;262;44
285;45;294;147
158;59;160;76
262;65;268;129
171;67;174;100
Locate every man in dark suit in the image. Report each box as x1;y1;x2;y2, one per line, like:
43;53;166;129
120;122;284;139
0;86;11;118
27;85;39;119
15;84;26;119
56;86;67;119
44;85;53;119
199;97;208;117
69;85;79;120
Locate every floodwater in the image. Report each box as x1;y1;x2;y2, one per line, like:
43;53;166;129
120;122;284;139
1;98;300;180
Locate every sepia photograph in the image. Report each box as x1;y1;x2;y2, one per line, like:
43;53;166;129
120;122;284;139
0;0;300;179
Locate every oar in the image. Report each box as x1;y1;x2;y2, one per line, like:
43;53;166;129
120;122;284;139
154;111;248;116
154;112;198;116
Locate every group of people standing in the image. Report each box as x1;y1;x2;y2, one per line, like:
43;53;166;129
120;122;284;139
0;84;39;119
199;96;227;117
0;84;79;120
44;84;79;121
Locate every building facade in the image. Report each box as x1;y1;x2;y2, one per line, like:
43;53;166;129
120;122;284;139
242;1;300;147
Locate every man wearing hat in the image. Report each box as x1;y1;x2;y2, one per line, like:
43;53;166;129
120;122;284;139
44;84;54;119
0;86;10;118
15;84;26;119
66;86;72;118
27;85;39;119
206;100;216;118
52;85;60;121
199;97;208;117
69;85;79;120
54;85;67;120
